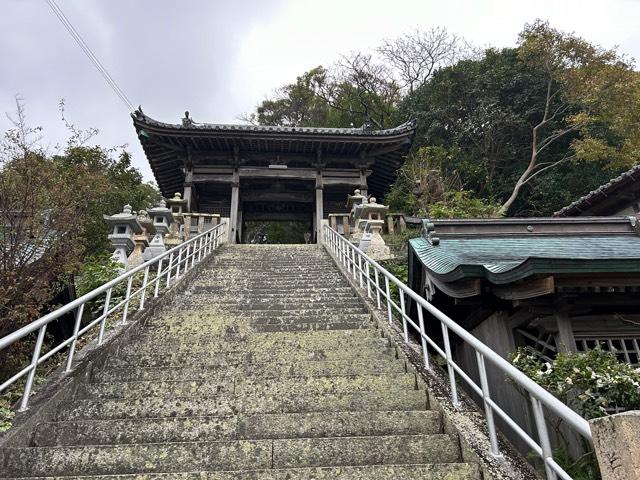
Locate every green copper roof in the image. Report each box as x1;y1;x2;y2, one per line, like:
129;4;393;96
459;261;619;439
409;235;640;285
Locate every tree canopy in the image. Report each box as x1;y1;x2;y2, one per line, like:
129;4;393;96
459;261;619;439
244;22;640;217
0;100;158;336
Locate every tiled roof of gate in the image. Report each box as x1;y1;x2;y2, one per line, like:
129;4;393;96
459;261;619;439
134;113;417;137
131;109;416;199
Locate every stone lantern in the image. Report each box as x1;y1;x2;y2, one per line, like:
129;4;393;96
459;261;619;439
143;199;175;261
346;189;368;242
127;209;154;269
166;192;187;247
350;193;391;261
103;205;143;270
167;192;188;215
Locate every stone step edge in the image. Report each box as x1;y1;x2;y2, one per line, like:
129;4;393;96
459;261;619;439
8;433;456;452
6;462;481;480
32;410;443;445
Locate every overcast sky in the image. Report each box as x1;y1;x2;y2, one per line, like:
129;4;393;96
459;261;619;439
2;0;639;182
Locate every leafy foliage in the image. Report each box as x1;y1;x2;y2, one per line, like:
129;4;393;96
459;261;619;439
0;398;15;433
512;347;640;419
385;147;500;218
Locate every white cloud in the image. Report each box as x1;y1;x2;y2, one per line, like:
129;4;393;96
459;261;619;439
1;0;638;183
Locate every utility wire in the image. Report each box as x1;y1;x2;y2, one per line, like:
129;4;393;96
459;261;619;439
45;0;135;112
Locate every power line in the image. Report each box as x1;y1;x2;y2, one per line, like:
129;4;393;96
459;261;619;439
45;0;135;112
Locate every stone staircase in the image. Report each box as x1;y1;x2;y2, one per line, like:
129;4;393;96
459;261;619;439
2;244;481;479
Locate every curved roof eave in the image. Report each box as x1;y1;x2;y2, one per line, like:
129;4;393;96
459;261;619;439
132;110;417;141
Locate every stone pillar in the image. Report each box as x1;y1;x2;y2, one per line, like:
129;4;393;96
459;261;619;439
315;171;323;243
590;411;640;480
229;171;240;243
399;215;406;233
386;215;395;235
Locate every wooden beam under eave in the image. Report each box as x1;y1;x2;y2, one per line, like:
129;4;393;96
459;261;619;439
491;276;555;301
239;167;317;180
192;174;234;183
429;275;482;298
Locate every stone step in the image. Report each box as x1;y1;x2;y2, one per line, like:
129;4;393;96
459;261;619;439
144;312;369;327
108;344;396;368
32;410;441;446
189;286;354;294
3;434;460;476
78;374;418;399
57;390;428;421
126;327;380;346
169;304;366;314
250;321;371;333
179;299;364;309
93;359;406;382
7;463;481;480
202;264;340;270
130;324;375;344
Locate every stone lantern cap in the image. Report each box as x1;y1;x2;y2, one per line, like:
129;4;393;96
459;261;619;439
347;189;368;209
103;204;143;234
359;197;389;216
147;199;175;223
167;192;188;213
147;199;175;235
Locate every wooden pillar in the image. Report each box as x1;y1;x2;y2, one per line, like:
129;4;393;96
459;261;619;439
315;170;323;243
359;168;368;197
229;170;240;243
555;311;577;352
183;166;193;212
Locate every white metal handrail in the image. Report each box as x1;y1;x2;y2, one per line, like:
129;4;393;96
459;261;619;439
323;225;591;480
0;222;226;412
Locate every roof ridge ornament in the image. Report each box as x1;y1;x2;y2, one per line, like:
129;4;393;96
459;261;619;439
182;111;194;127
421;219;440;246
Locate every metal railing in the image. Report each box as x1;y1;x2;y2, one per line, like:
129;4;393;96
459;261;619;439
323;225;591;480
0;222;226;411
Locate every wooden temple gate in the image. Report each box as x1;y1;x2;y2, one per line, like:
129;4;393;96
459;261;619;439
132;109;415;243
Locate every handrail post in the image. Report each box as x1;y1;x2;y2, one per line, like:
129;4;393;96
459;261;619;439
399;289;409;342
384;275;392;324
166;252;174;287
365;261;372;299
154;259;163;298
197;236;203;262
374;268;381;309
476;351;501;457
18;324;47;411
176;247;184;278
531;395;557;480
65;303;85;372
417;304;430;370
121;276;133;324
441;324;460;407
97;287;112;345
357;253;363;288
351;249;357;280
138;265;150;311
